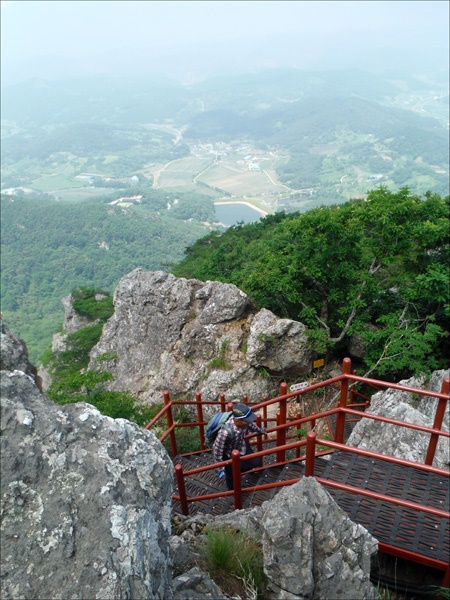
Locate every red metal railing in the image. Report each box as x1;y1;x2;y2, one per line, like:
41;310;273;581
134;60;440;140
145;358;450;579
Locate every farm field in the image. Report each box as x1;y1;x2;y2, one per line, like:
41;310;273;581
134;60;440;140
53;187;117;202
198;163;286;196
153;147;292;208
29;174;87;192
156;157;213;188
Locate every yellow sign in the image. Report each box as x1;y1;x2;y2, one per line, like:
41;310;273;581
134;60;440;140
313;358;325;368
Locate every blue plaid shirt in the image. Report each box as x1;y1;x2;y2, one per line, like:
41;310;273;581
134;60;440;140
212;416;264;464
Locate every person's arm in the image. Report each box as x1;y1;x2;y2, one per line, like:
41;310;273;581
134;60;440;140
247;421;266;435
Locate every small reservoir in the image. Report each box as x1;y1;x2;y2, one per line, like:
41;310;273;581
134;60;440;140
214;202;266;226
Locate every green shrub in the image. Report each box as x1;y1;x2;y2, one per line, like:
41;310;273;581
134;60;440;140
163;425;202;456
71;286;114;321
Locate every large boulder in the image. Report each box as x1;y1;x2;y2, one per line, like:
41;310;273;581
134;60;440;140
261;478;377;599
246;308;312;375
89;270;313;405
347;370;450;469
1;328;174;599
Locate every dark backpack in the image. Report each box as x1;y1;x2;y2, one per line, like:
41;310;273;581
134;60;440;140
205;411;234;447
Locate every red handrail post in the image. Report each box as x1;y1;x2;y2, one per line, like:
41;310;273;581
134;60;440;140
232;450;242;510
335;358;351;443
277;382;287;462
305;430;316;476
174;464;189;516
425;378;449;466
262;397;267;429
220;393;226;412
242;394;248;404
196;392;206;450
296;411;302;458
164;391;178;457
276;411;281;444
349;370;357;404
275;412;283;463
256;414;263;455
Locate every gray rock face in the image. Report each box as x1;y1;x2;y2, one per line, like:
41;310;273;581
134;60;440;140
0;320;37;381
347;370;450;469
50;293;95;353
5;321;445;599
1;328;174;599
261;478;377;599
172;567;227;599
247;308;312;375
89;270;313;405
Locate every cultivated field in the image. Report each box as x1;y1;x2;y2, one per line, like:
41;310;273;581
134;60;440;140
197;163;287;196
156;157;213;188
154;150;291;204
29;174;86;192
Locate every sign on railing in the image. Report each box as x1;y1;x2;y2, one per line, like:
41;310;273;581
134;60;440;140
290;381;309;392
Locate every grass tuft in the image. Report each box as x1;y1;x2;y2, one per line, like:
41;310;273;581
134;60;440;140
201;525;266;599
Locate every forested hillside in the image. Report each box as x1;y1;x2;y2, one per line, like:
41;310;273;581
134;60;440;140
1;192;214;361
173;188;449;378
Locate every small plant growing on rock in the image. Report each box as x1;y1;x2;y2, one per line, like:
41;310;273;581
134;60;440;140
208;338;232;371
201;525;266;599
257;333;278;346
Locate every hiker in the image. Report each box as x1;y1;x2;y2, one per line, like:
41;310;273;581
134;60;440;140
212;403;266;490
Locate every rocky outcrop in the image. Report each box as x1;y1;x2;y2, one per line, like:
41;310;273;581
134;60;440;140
90;269;313;405
1;329;174;599
262;478;376;599
51;293;96;353
347;370;450;469
0;320;38;382
3;324;445;599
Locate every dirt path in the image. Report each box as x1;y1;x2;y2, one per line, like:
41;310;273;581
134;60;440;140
262;169;290;190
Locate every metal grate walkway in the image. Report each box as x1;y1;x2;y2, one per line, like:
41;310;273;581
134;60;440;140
172;448;450;567
319;450;450;565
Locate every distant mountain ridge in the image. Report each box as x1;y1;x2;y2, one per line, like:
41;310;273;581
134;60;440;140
1;67;445;126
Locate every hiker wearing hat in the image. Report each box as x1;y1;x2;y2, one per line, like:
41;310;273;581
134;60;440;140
212;403;266;490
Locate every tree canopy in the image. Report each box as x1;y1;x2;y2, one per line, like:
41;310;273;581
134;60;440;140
173;188;449;377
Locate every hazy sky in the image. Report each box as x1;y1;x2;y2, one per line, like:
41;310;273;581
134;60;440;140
1;1;449;83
